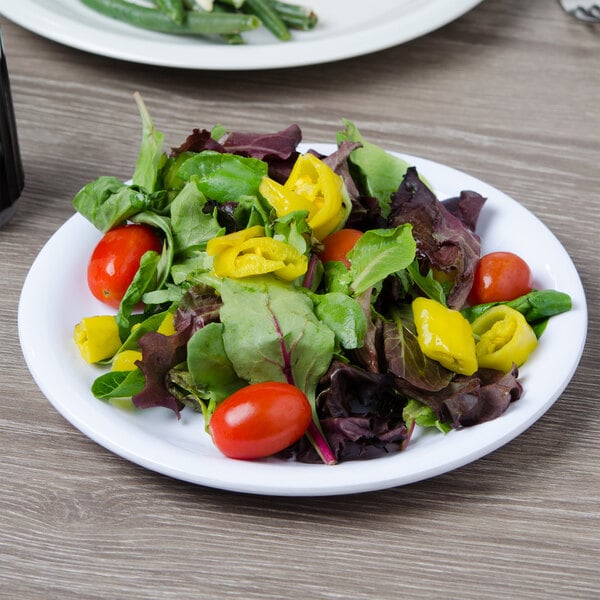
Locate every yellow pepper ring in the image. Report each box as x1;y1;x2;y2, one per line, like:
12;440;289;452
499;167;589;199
258;178;314;217
471;305;538;373
259;153;346;242
288;154;344;240
209;229;308;282
206;225;265;255
412;297;478;376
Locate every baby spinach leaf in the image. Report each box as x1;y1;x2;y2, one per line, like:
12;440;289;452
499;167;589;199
272;210;311;255
116;250;161;338
117;310;171;353
131;211;174;288
170;250;213;286
92;368;145;400
169;181;223;255
323;261;352;295
347;224;416;295
406;260;448;306
72;177;157;232
176;151;267;203
187;323;246;420
461;289;572;338
142;284;186;306
311;292;367;350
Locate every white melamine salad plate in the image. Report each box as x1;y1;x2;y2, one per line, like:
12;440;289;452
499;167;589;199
0;0;484;70
19;144;587;496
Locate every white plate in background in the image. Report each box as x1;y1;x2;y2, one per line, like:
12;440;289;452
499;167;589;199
0;0;484;69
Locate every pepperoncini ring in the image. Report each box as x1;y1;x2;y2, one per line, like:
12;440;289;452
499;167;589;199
258;153;347;241
471;305;538;372
207;228;308;282
412;297;478;376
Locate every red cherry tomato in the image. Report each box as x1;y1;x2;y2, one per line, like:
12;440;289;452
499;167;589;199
87;224;163;308
318;228;363;268
468;251;533;305
209;382;312;460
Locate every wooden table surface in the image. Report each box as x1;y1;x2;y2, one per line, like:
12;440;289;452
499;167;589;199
1;1;598;598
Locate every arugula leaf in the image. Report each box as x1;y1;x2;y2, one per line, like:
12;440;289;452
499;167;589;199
132;92;166;193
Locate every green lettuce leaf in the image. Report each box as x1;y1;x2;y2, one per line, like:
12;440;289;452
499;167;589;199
337;119;413;217
347;224;416;295
216;276;335;405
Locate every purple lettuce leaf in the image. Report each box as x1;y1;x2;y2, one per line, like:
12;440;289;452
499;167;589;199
320;141;362;199
202;199;238;234
395;365;523;428
388;167;483;309
170;128;225;157
281;360;409;463
221;124;302;161
173;286;223;335
132;329;190;417
172;124;303;183
132;287;222;417
382;320;453;392
441;190;487;232
347;288;383;373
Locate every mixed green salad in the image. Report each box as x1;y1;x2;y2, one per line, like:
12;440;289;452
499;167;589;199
72;94;572;464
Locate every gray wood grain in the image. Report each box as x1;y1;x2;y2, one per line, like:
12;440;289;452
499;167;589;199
1;0;598;598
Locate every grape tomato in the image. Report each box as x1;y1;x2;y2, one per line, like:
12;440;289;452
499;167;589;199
318;228;364;268
209;382;312;460
468;251;533;305
87;224;163;309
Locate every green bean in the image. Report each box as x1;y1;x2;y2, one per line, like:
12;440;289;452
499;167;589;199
155;0;185;24
80;0;260;35
183;0;245;44
268;0;317;30
215;0;246;9
242;0;291;41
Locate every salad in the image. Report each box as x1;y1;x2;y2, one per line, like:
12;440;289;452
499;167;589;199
72;94;572;465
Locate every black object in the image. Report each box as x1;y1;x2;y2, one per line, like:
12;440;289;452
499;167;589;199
0;30;24;228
